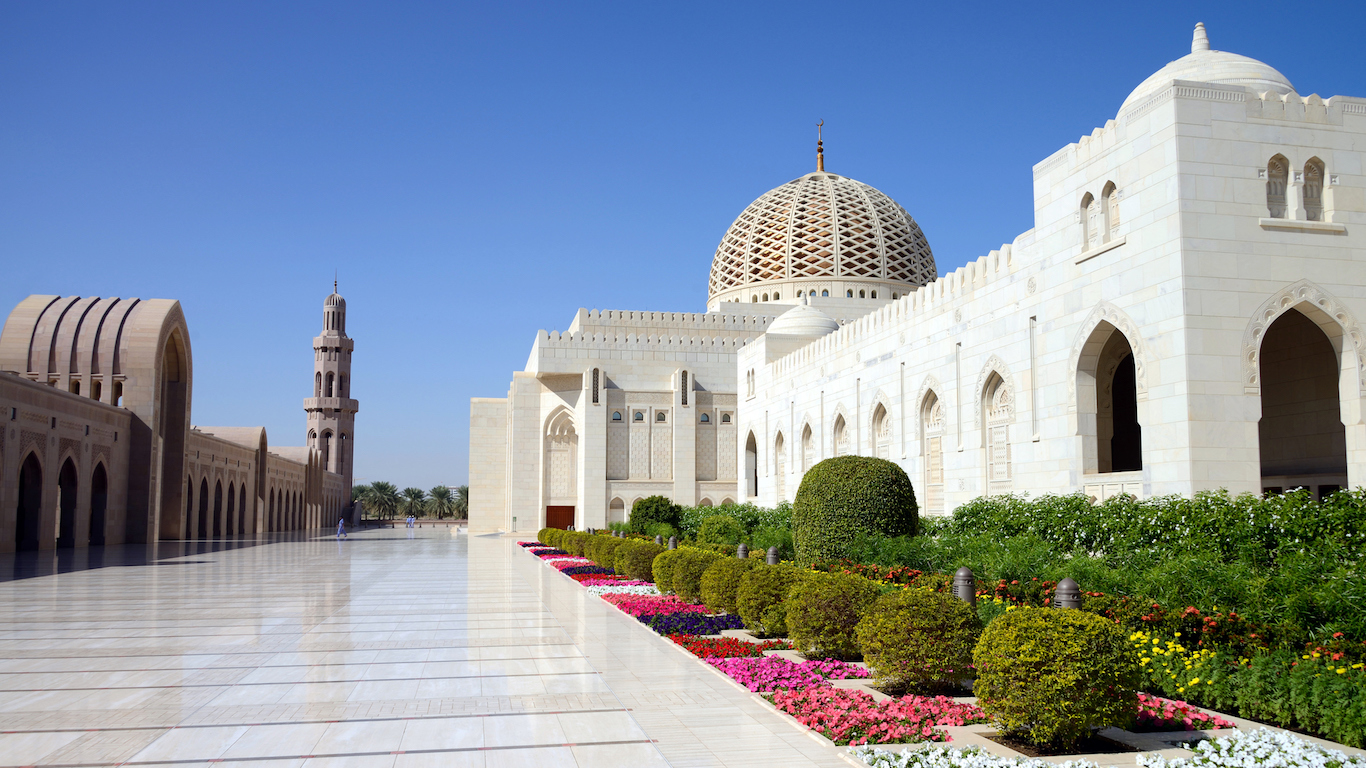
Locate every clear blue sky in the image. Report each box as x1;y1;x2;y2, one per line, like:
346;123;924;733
3;1;1363;489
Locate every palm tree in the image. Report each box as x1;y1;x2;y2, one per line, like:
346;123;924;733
367;481;400;520
427;486;455;519
453;485;469;519
401;487;427;519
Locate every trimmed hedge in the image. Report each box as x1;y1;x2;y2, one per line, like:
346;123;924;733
587;536;628;570
672;548;726;603
700;557;761;614
630;495;681;535
786;571;881;660
736;563;807;637
791;456;918;566
855;588;981;691
973;606;1141;748
615;540;665;581
652;548;687;594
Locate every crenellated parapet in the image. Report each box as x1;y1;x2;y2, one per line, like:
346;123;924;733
568;308;773;337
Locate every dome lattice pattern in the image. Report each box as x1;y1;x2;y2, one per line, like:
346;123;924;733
708;172;935;301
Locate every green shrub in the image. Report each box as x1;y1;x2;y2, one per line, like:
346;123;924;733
563;531;591;557
630;496;681;535
973;606;1141;748
644;522;678;540
786;571;881;660
855;588;981;691
652;548;687;593
697;515;744;546
537;527;553;545
700;557;760;614
615;541;665;582
588;536;628;570
737;564;807;637
791;456;918;565
678;501;792;540
751;525;794;560
672;548;725;602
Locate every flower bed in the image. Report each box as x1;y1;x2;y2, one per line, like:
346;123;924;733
587;583;661;597
851;744;1099;768
669;634;791;658
1134;693;1235;732
560;565;615;577
706;656;869;693
517;541;544;547
602;594;709;617
529;547;567;556
643;611;745;635
771;687;987;746
1135;728;1366;767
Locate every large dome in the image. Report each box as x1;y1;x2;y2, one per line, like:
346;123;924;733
707;170;936;307
1120;23;1295;114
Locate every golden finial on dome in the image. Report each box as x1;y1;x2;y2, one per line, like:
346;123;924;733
1192;22;1209;53
816;119;825;172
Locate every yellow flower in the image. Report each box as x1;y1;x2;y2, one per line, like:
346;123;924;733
1189;678;1200;686
1338;669;1347;675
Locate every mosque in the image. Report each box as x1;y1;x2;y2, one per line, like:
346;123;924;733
0;287;357;552
470;23;1366;532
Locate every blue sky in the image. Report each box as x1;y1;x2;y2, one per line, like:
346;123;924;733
3;1;1363;489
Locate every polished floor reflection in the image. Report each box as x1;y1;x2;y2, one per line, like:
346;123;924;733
0;528;845;767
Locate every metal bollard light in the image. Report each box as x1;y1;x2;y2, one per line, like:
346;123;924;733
766;546;779;565
736;544;748;559
953;567;976;608
667;536;677;550
654;535;663;546
1055;577;1081;609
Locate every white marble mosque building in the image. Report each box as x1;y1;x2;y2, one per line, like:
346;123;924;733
469;24;1366;533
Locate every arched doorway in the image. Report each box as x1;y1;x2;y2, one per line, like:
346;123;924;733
57;459;78;549
15;453;43;551
197;478;209;538
226;484;236;536
921;392;945;515
1259;307;1348;497
158;333;189;539
1077;321;1143;475
212;481;223;537
268;490;276;532
744;432;758;497
544;410;577;530
90;463;108;546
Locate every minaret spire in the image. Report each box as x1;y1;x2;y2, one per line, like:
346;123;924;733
1192;22;1209;53
816;119;825;172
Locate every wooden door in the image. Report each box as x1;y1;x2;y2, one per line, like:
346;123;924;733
545;506;575;530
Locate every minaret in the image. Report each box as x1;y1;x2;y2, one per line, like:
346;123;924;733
305;282;359;490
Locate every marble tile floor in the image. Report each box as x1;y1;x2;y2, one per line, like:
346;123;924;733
0;528;849;767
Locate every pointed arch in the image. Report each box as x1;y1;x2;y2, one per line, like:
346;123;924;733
15;452;44;551
1304;157;1325;222
800;418;815;472
1068;301;1149;405
744;431;758;497
1267;154;1289;218
1243;280;1365;396
830;404;852;457
919;386;946;515
774;430;787;500
1101;181;1120;242
868;389;894;458
544;406;578;508
1080;192;1097;250
973;356;1016;429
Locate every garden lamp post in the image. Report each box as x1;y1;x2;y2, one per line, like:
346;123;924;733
766;546;779;565
953;567;976;608
736;544;748;559
1056;577;1081;609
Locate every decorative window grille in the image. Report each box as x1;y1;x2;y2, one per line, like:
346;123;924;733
1267;156;1288;218
681;371;688;405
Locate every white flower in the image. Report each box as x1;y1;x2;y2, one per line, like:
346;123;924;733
586;584;661;597
1134;729;1366;768
848;745;1099;768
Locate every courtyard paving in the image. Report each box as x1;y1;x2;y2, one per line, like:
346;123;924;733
0;528;847;768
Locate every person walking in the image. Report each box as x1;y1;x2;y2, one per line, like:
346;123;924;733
336;518;347;539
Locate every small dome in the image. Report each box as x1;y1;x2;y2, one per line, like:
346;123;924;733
1121;23;1295;114
708;170;935;305
766;298;840;338
325;292;345;309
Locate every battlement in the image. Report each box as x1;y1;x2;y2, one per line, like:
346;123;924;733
535;330;756;350
769;244;1017;376
568;308;773;336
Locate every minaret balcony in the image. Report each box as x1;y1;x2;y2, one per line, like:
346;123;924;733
304;397;360;413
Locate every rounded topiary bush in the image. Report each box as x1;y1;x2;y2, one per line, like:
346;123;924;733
563;531;590;557
614;540;664;581
672;548;726;603
737;563;807;637
856;588;982;691
630;495;681;535
700;557;760;614
537;527;554;545
589;536;628;570
697;515;744;546
791;456;918;565
652;547;687;593
786;571;881;660
973;606;1141;748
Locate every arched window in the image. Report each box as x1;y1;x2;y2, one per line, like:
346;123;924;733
1080;192;1096;250
634;411;644;422
870;290;877;299
321;431;333;472
982;373;1012;487
891;293;898;300
698;497;713;507
846;290;853;298
809;290;816;297
721;413;731;423
774;432;787;500
612;411;622;421
338;434;347;474
773;292;780;300
744;432;758;497
90;463;108;545
1267;155;1288;218
1304;158;1325;221
858;290;866;298
822;290;829;297
656;411;666;422
92;380;102;401
801;423;814;472
762;293;769;301
872;403;891;459
315;372;322;397
113;381;122;406
921;391;945;515
752;295;759;303
833;414;849;456
700;413;710;423
609;497;626;524
339;375;347;397
1102;181;1120;241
